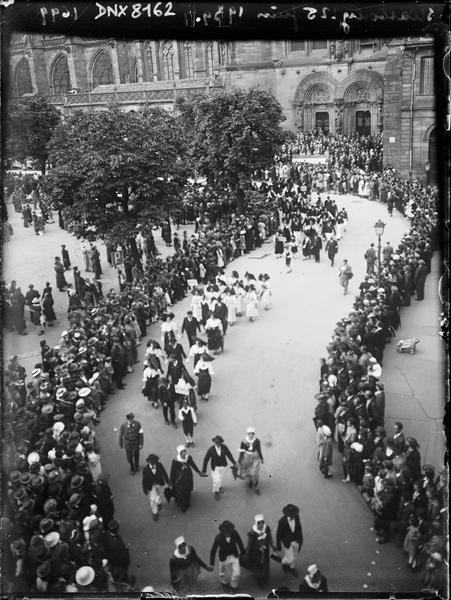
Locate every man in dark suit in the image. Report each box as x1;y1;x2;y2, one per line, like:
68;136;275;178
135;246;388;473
25;284;40;317
118;413;143;475
111;339;127;389
276;504;303;577
142;454;170;521
414;259;428;301
201;435;237;500
181;311;201;347
364;243;377;275
210;521;245;592
392;421;406;455
159;377;177;428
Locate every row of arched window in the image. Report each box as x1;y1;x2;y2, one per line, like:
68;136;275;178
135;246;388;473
13;41;227;97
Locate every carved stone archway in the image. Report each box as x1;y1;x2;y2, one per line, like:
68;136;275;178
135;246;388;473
293;72;338;133
335;69;384;136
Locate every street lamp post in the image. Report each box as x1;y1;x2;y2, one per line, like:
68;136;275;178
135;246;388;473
373;219;386;283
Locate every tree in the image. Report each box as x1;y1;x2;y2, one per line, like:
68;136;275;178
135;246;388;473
6;97;61;173
43;106;188;258
177;88;286;213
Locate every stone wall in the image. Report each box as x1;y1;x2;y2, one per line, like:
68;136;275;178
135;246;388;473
8;36;436;181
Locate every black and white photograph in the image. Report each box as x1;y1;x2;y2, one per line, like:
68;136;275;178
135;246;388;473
2;2;449;597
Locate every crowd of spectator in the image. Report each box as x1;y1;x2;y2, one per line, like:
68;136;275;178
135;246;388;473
3;132;445;595
281;130;383;172
315;174;446;595
3;288;154;591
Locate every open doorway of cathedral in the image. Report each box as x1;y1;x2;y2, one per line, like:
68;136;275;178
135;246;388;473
315;111;329;133
356;110;371;136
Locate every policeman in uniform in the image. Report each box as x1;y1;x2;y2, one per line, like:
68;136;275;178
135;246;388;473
119;413;144;475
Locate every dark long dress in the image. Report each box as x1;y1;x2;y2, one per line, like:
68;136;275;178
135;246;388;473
275;237;284;255
143;373;160;404
30;304;42;326
196;368;211;395
61;247;71;269
170;456;201;512
54;262;67;291
245;526;273;585
206;325;222;352
163;329;177;355
42;295;56;323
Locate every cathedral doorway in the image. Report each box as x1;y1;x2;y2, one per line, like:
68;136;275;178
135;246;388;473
315;112;330;133
355;110;371;136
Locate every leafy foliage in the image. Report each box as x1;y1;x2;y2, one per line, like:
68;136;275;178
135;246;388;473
6;97;61;173
43;107;188;244
178;88;286;212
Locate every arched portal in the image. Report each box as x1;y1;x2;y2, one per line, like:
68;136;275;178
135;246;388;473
293;73;338;133
336;69;384;136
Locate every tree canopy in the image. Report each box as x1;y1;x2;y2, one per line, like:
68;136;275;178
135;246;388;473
43;106;188;246
6;97;61;173
177;88;286;212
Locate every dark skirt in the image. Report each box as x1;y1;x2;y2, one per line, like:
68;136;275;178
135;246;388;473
55;271;67;290
197;369;211;395
43;304;56;322
144;376;159;403
275;240;284;255
30;308;42;326
302;242;311;257
164;331;176;355
172;464;194;510
207;327;222;351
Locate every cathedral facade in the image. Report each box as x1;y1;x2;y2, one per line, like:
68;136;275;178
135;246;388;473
8;35;437;182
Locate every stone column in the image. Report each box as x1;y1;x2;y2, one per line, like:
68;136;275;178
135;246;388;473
135;41;144;82
296;103;304;130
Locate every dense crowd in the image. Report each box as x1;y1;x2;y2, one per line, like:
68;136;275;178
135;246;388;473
3;169;282;593
3;132;445;595
4;302;145;592
314;175;446;595
281;130;383;172
3;259;277;593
